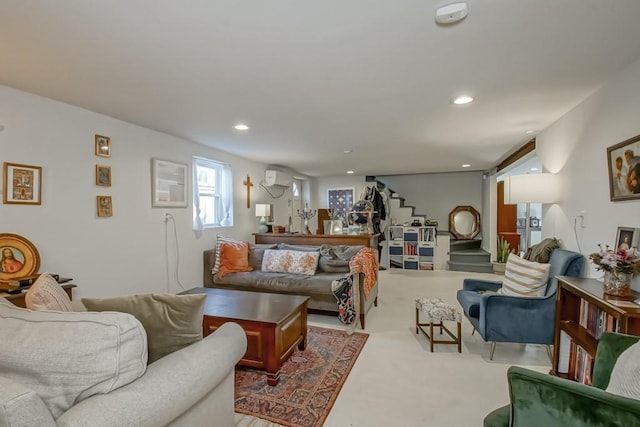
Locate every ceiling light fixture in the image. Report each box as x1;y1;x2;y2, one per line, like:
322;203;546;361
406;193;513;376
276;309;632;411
343;149;353;154
530;167;539;171
462;164;471;168
346;170;355;174
234;123;249;131
435;2;468;25
453;95;475;105
525;130;535;134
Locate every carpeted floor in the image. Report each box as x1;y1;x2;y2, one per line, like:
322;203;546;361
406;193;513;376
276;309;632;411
234;325;368;427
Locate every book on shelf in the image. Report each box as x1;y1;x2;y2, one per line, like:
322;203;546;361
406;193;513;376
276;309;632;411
0;273;61;290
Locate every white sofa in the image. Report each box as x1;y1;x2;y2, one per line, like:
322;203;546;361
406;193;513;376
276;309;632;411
0;298;247;427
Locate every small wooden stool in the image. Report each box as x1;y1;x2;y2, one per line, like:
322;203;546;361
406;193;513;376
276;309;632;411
415;297;462;353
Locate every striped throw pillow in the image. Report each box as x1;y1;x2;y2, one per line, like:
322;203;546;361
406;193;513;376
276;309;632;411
212;235;241;275
499;253;551;297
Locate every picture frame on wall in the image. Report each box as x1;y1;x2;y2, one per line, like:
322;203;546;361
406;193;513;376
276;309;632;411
2;162;42;205
0;233;41;281
96;165;111;187
615;226;640;251
607;133;640;201
95;134;111;157
97;195;113;217
151;158;188;208
327;187;355;219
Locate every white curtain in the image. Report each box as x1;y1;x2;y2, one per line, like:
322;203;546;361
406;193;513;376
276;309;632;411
192;161;204;239
192;159;233;239
219;163;233;227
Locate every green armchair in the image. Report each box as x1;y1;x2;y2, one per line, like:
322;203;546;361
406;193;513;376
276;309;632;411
485;332;640;427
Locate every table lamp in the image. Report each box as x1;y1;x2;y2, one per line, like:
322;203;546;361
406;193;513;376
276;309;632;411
255;204;271;233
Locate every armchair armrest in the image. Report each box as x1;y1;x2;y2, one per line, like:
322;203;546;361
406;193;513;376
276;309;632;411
592;332;640;389
507;366;640;427
463;278;502;292
480;293;556;343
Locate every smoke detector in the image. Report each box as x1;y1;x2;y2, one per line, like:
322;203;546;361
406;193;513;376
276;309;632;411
435;2;468;25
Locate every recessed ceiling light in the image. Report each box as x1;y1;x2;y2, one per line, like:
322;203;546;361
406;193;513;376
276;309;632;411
525;130;535;134
234;123;249;131
530;167;539;171
346;170;355;174
461;164;471;168
452;95;475;105
343;149;353;154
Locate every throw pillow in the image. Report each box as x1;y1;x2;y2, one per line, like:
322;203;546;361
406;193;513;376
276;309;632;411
211;235;242;275
248;243;278;270
0;303;147;419
499;253;551;297
523;237;561;263
82;293;206;364
25;273;73;312
217;241;253;279
606;341;640;400
262;249;320;276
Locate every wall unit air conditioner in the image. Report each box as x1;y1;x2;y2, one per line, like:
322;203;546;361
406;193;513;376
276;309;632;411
265;170;292;187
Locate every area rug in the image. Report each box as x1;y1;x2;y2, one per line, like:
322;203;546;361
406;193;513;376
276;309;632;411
235;325;368;427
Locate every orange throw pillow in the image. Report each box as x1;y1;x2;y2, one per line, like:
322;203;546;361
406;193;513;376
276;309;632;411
217;241;253;279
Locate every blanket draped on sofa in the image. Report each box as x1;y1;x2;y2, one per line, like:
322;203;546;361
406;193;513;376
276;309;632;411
332;248;378;329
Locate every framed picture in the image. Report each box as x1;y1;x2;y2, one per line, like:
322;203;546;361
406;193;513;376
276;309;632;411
151;158;188;208
97;195;113;217
0;233;40;281
327;187;355;219
2;162;42;205
615;226;640;250
96;164;111;187
607;133;640;201
95;134;111;157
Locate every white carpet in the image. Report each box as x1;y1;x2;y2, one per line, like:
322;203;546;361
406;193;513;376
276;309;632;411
305;269;551;426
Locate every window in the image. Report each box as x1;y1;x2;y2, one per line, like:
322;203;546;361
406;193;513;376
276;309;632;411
193;157;233;230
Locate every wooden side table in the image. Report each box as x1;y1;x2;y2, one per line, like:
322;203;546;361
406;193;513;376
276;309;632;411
2;283;76;308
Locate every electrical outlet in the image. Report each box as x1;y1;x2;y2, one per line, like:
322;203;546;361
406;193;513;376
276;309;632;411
578;210;586;228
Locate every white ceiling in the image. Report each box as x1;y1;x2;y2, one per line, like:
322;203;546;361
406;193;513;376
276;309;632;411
2;1;640;178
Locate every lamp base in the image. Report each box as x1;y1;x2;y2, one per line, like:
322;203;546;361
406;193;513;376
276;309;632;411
258;224;268;234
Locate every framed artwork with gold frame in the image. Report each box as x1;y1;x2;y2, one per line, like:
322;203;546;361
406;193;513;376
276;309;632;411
0;233;40;281
95;134;111;157
96;164;111;187
3;162;42;205
97;195;113;217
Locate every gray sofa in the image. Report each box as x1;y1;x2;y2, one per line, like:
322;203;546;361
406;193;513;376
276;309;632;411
203;243;378;328
0;298;247;427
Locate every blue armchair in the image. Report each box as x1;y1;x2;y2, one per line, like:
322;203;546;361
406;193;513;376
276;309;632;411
456;248;584;359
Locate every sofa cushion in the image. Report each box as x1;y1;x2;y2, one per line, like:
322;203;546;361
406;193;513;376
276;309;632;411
606;340;640;399
248;243;278;270
0;376;57;427
457;290;483;318
25;273;73;312
217;241;252;279
499;254;551;297
262;249;320;276
0;303;147;419
211;235;241;275
82;293;206;364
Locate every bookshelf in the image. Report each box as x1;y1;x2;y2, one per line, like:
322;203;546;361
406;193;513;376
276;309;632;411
387;226;437;270
551;276;640;384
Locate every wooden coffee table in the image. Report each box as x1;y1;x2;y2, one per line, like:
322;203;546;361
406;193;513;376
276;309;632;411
181;287;309;386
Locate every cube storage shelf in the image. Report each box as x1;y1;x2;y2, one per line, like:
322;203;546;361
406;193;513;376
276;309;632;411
388;226;437;270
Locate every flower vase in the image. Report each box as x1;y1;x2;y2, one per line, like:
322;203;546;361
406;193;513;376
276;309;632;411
603;271;632;297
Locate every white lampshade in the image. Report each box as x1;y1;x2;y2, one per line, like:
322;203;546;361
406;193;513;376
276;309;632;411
503;173;560;204
255;204;270;217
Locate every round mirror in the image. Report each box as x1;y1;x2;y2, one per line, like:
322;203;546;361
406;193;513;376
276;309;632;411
449;206;480;239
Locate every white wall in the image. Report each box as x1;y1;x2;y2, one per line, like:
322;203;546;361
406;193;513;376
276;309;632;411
536;57;640;289
376;171;484;234
0;85;279;299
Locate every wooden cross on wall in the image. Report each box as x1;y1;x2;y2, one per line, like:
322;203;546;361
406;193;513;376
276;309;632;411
243;175;253;208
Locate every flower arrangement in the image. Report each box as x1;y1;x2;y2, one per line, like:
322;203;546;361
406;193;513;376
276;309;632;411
588;245;640;275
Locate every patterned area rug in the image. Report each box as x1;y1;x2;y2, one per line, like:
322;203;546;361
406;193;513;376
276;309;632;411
235;325;368;427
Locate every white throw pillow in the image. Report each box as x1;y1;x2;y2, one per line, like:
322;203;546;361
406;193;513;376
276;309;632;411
499;253;551;297
606;341;640;400
261;249;320;276
25;273;73;312
0;303;147;419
